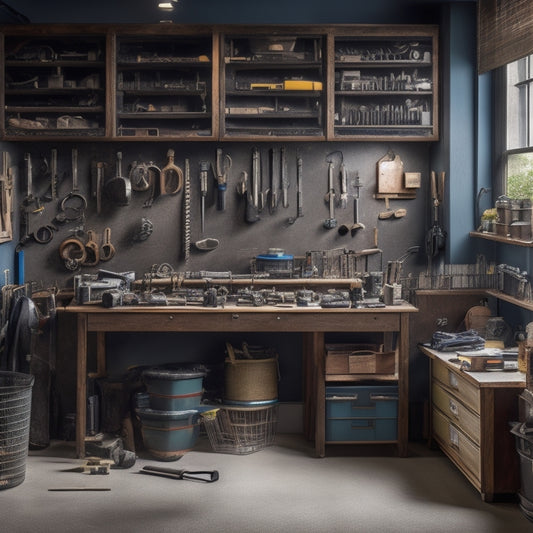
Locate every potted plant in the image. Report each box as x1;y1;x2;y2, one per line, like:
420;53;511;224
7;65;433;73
480;208;498;232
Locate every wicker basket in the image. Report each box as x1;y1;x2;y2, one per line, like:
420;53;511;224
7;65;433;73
224;342;278;402
202;404;278;455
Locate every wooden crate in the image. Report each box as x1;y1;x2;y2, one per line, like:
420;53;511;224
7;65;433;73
325;344;396;375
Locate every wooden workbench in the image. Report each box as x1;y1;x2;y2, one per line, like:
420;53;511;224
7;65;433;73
64;303;417;458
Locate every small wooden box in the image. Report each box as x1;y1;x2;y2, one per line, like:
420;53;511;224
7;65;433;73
325;344;396;375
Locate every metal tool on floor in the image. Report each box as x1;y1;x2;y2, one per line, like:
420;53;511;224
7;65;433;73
140;465;219;483
62;457;114;475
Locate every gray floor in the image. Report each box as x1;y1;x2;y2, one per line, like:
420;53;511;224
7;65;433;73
2;435;532;533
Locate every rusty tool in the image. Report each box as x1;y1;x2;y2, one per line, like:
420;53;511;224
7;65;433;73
160;149;183;196
338;171;365;236
323;160;337;229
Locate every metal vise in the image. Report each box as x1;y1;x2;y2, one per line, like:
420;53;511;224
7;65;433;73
75;270;135;305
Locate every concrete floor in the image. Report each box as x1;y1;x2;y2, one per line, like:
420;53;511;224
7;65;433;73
1;434;532;533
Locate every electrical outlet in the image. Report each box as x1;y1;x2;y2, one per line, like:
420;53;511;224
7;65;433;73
436;317;448;327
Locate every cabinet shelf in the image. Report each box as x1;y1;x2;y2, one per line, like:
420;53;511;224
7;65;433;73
485;289;533;312
5;60;105;68
469;230;533;247
118;111;209;119
7;106;104;113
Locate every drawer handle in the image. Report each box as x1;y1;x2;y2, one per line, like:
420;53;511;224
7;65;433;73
448;370;459;390
369;394;398;402
351;420;375;430
449;424;460;450
448;399;459;418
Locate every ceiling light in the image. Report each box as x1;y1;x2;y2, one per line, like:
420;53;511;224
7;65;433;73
158;2;175;10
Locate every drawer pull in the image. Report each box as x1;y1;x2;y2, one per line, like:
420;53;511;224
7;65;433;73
449;424;460;450
370;394;398;402
351;420;375;430
326;395;358;401
448;399;459;418
448;370;459;389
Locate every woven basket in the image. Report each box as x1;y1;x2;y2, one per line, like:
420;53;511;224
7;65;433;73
224;343;278;402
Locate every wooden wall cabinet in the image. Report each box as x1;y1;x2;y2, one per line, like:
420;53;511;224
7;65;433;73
0;24;438;142
330;26;439;141
220;30;326;140
1;29;108;140
114;31;216;140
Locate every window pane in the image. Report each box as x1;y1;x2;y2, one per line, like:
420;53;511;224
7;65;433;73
507;57;530;149
507;152;533;200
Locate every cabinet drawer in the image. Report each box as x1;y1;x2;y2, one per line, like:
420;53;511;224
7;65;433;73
326;385;398;418
326;417;398;442
432;360;480;414
432;381;480;445
433;407;480;482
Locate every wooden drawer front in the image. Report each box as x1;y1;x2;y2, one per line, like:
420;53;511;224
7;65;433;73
432;361;480;414
432;381;480;445
433;407;481;482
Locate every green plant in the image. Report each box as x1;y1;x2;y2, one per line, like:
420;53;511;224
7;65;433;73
481;208;498;221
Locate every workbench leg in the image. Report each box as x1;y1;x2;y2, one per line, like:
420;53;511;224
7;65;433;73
312;331;325;458
397;312;410;457
88;332;106;379
76;313;88;458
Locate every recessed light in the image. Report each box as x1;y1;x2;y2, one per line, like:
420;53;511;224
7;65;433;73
158;2;174;10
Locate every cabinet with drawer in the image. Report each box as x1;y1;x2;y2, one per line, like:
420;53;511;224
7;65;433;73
325;385;398;443
420;345;524;502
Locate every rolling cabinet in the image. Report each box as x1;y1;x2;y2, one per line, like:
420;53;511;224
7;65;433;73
420;346;524;502
114;30;216;140
329;26;439;141
220;30;326;140
1;28;108;140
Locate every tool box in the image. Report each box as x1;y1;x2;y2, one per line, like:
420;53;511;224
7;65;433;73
325;385;398;442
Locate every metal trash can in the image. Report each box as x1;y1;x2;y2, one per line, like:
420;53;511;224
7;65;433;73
0;371;34;490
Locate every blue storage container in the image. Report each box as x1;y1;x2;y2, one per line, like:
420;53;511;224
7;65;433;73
325;385;398;442
136;408;201;461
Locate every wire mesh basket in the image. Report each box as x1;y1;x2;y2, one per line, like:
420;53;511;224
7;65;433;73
202;404;278;455
0;371;34;490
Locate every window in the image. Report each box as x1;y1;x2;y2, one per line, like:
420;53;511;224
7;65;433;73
504;55;533;200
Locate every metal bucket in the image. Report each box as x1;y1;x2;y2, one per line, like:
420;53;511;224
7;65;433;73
0;371;34;490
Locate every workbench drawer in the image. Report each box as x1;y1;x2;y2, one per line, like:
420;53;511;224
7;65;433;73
326;385;398;419
432;381;480;445
432;360;480;415
433;407;481;482
326;417;397;442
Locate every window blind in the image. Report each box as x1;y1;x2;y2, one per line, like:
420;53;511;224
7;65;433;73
478;0;533;73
